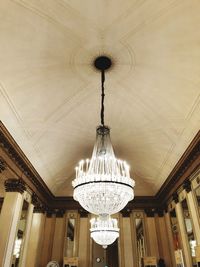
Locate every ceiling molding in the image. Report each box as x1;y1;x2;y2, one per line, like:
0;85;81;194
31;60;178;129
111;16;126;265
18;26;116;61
155;130;200;205
0;121;53;204
0;120;199;212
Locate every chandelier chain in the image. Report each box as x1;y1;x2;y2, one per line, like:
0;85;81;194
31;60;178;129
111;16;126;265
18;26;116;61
101;70;105;126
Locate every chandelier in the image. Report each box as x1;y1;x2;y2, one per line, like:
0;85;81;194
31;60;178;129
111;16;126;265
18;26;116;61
72;56;135;216
90;215;119;249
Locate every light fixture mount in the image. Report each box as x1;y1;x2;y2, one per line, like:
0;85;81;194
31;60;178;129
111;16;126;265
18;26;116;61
94;56;112;71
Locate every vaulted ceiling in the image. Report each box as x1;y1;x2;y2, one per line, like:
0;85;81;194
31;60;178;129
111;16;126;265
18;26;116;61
0;0;200;196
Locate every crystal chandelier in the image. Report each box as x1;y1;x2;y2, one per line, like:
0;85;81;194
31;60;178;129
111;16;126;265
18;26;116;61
90;215;119;249
72;56;135;215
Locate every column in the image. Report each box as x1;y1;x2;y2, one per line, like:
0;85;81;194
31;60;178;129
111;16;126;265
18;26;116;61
144;210;159;259
19;202;34;267
0;179;25;267
40;212;56;266
121;211;134;267
25;195;46;267
155;212;173;267
51;210;66;265
174;193;193;267
130;212;138;267
164;212;176;267
78;214;90;267
184;180;200;245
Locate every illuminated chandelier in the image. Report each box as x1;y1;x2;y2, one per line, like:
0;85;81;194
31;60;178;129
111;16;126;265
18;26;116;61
90;215;119;249
72;56;135;215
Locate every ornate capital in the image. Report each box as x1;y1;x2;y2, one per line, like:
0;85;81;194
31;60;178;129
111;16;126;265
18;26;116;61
45;207;55;217
55;209;65;218
163;204;168;213
0;159;6;173
183;179;192;193
172;192;179;204
31;192;39;206
33;206;45;213
32;192;45;213
4;178;26;194
78;209;88;218
144;208;155;217
121;208;131;217
156;208;164;217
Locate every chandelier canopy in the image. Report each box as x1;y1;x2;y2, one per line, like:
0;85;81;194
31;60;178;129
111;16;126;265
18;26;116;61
72;55;135;216
90;215;119;249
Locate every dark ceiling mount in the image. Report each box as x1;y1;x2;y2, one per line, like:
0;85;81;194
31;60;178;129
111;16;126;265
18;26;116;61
94;56;112;71
93;56;112;127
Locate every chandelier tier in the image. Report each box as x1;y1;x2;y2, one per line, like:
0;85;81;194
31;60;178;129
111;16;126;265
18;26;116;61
72;56;135;216
90;215;119;249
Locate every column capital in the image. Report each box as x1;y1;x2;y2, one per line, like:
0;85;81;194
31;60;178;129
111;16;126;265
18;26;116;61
32;193;45;213
163;204;168;213
31;192;39;206
45;207;55;217
33;206;45;213
183;179;192;193
120;208;131;217
4;178;26;194
144;208;155;217
78;209;88;218
156;208;164;217
172;192;179;204
55;209;65;218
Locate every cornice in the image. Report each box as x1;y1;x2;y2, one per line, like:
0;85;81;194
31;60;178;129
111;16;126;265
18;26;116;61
0;121;199;213
156;130;200;206
0;121;53;203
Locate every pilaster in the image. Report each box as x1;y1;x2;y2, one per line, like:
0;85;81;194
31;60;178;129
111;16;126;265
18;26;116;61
0;178;25;267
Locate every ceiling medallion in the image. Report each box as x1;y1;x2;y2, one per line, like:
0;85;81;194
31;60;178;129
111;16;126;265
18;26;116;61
72;56;135;246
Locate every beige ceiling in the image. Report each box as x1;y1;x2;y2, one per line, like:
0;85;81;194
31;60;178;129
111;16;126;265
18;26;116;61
0;0;200;196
